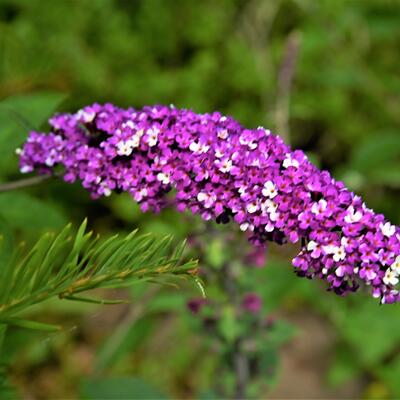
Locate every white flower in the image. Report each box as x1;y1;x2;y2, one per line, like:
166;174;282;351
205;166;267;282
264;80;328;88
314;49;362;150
265;223;274;232
390;256;400;275
129;135;141;148
116;141;133;156
239;135;248;146
20;165;33;173
134;188;148;202
383;268;399;286
282;154;299;169
76;109;95;123
45;157;55;167
380;222;396;238
100;182;112;197
116;136;140;156
146;127;159;147
157;172;170;185
332;246;346;262
262;181;278;199
341;237;349;247
197;192;216;208
124;120;136;129
262;199;278;213
311;199;327;215
136;128;145;138
240;223;250;232
372;290;381;298
323;243;337;255
238;186;248;196
307;241;318;252
240;222;254;232
189;141;209;154
344;205;363;223
246;202;259;214
217;129;229;139
189;142;200;152
248;141;257;150
216;158;232;173
215;149;224;158
269;212;279;222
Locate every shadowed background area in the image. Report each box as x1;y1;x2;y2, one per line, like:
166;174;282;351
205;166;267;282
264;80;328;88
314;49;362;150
0;0;400;399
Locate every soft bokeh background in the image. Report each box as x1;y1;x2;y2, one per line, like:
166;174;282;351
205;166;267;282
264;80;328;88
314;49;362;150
1;0;400;398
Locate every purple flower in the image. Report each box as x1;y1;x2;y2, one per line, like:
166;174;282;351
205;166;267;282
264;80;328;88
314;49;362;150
187;298;207;314
242;293;262;313
18;103;400;304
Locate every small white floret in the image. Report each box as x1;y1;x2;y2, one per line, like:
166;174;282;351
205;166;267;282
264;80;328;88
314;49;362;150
262;181;278;199
380;222;396;238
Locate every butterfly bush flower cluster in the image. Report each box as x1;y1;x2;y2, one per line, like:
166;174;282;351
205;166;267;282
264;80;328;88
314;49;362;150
18;103;400;304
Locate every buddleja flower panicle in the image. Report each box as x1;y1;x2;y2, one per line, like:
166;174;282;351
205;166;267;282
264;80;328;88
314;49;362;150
19;103;400;304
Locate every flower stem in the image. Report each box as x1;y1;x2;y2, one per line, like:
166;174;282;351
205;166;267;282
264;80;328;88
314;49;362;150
0;175;52;193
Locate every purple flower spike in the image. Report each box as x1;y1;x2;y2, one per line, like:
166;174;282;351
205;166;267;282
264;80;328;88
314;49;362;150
18;103;400;304
242;293;263;314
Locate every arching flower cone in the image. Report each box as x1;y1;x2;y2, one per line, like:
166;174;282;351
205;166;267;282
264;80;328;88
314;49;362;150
19;103;400;304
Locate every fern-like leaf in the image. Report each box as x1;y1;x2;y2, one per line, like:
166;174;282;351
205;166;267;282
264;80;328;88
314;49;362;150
0;220;198;325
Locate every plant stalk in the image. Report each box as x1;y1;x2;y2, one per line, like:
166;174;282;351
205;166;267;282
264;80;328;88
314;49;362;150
0;175;52;193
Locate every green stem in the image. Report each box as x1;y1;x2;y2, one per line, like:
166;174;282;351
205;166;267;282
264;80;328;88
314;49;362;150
0;324;7;361
0;175;52;193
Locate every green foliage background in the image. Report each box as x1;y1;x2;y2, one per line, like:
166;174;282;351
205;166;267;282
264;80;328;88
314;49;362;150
0;0;400;398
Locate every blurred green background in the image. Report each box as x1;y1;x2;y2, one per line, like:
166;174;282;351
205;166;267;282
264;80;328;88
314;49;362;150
1;0;400;398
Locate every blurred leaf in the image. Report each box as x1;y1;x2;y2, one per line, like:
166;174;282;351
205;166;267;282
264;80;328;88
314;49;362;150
80;377;168;400
345;132;400;187
258;346;279;386
147;292;187;313
218;307;240;343
265;320;297;348
335;300;400;367
96;317;154;372
0;369;17;400
198;390;219;399
377;356;400;399
0;92;66;175
205;239;226;269
0;192;66;232
327;347;361;387
0;91;67;129
0;217;14;283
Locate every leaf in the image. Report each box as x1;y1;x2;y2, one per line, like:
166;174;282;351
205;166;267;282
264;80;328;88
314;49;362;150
0;91;67;175
0;318;60;332
0;91;67;129
0;192;66;232
80;377;169;400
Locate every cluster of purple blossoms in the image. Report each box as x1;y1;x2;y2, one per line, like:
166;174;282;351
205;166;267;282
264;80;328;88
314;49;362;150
18;103;400;303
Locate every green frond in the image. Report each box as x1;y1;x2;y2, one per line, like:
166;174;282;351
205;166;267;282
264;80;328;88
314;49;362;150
0;221;198;326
